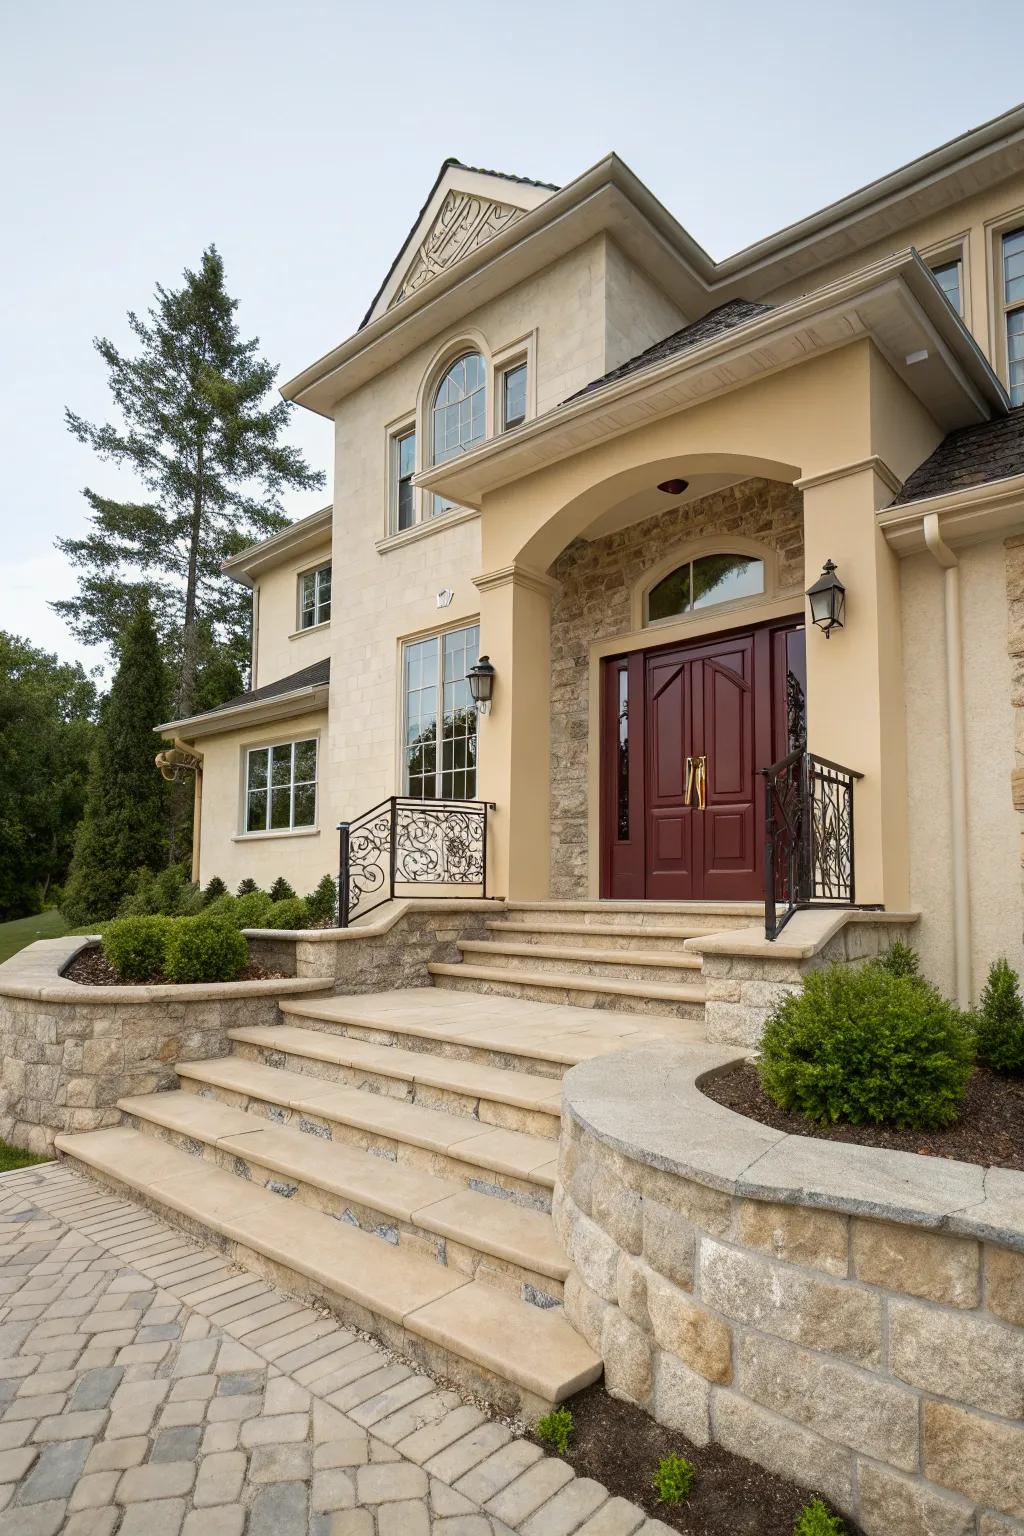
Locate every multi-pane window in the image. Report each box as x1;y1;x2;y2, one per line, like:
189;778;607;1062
245;738;317;833
931;258;963;316
299;563;331;628
647;554;765;624
502;362;528;430
403;624;480;800
431;353;486;516
394;429;416;532
1003;228;1024;407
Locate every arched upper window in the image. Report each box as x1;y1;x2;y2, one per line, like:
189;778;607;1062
647;552;765;624
432;352;487;465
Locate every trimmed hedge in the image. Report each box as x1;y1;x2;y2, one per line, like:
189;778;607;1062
102;915;173;982
264;897;310;929
162;918;248;984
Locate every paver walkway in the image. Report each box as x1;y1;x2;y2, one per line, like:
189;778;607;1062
0;1162;670;1535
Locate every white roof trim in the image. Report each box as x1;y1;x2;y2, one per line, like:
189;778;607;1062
222;505;333;587
156;681;329;741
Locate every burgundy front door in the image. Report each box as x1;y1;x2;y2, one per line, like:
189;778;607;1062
601;621;804;901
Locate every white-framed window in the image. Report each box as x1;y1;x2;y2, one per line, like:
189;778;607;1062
501;361;528;430
431;352;486;517
245;737;318;833
931;257;963;316
402;623;480;800
1003;227;1024;407
298;563;331;629
646;553;765;625
393;428;417;532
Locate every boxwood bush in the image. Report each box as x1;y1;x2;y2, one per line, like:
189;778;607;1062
162;918;249;984
265;897;311;929
974;958;1024;1074
102;915;173;982
759;961;974;1129
305;874;338;927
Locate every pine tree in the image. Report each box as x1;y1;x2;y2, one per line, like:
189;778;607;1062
61;605;171;926
975;958;1024;1074
269;876;295;902
55;246;324;717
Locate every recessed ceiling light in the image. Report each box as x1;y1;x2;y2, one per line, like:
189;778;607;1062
657;478;689;495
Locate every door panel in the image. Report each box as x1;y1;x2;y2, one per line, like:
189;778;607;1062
701;642;758;898
645;657;697;899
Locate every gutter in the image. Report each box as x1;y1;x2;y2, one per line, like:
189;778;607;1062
922;513;972;1007
155;681;329;740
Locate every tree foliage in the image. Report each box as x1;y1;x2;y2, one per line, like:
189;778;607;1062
0;633;98;920
55;245;324;717
61;605;172;926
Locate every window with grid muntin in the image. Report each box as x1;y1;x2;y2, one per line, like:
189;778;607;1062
245;738;318;832
403;624;480;800
1005;228;1024;407
431;353;486;517
299;564;331;628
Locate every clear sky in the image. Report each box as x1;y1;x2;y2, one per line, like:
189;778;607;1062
2;0;1021;674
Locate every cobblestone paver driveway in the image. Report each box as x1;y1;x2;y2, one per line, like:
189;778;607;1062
0;1163;670;1536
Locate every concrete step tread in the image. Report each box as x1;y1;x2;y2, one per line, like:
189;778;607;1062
174;1055;559;1185
227;1025;563;1118
55;1128;597;1404
428;962;707;1004
118;1090;568;1280
279;988;704;1064
487;920;714;941
459;938;703;969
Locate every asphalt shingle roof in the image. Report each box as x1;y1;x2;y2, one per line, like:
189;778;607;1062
893;407;1024;504
562;299;774;405
199;656;330;719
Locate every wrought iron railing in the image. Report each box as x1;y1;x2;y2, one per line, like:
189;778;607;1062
762;751;863;941
337;797;495;928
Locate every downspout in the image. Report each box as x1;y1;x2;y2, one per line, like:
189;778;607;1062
922;513;972;1007
178;739;205;886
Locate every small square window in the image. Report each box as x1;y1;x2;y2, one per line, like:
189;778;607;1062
931;258;962;317
502;363;527;430
299;563;331;629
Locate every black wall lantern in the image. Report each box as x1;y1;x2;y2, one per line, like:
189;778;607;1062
468;655;496;714
806;559;846;638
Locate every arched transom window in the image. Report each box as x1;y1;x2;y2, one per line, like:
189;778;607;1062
432;352;486;465
647;552;765;624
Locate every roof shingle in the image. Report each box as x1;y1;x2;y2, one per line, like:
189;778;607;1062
198;656;330;719
893;407;1024;504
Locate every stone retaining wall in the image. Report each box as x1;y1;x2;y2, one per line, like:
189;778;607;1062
558;1045;1024;1536
0;938;334;1155
254;900;498;987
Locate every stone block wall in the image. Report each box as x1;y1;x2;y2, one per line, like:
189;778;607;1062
557;1101;1024;1535
548;477;804;896
281;903;496;987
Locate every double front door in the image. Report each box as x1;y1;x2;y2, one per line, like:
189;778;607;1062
601;621;806;901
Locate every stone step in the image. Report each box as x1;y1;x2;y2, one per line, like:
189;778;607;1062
227;1024;562;1139
487;918;716;948
503;900;763;931
458;938;704;983
278;987;706;1075
428;961;707;1020
175;1054;558;1209
118;1089;568;1300
55;1126;600;1416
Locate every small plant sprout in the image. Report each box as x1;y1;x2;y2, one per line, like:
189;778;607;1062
652;1453;695;1505
794;1497;846;1535
534;1407;574;1456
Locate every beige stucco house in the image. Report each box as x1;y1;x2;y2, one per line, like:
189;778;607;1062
160;106;1024;1005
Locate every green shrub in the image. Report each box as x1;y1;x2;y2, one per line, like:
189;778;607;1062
237;877;259;896
151;863;194;914
102;915;173;981
305;874;338;927
876;940;922;981
264;897;310;930
116;863;196;918
652;1453;694;1505
269;876;296;902
234;891;274;929
204;893;238;922
202;876;228;905
534;1407;573;1455
794;1497;846;1535
759;962;974;1130
163;918;248;984
975;958;1024;1074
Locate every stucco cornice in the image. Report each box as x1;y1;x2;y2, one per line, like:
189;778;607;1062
796;456;903;496
156;682;330;741
221;505;333;587
473;564;561;600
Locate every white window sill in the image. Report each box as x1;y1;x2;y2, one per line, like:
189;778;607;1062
291;620;331;640
232;826;322;843
376;504;479;554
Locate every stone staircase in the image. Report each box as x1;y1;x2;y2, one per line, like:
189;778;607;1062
53;900;752;1417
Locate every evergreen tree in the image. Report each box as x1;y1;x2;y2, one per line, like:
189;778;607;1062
62;605;171;926
975;958;1024;1074
55;245;324;717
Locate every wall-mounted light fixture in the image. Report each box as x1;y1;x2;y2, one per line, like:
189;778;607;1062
468;655;496;714
657;478;689;496
806;559;846;638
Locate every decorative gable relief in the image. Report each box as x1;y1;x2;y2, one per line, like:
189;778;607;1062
389;191;525;308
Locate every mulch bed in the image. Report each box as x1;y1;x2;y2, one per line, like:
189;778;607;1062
702;1063;1024;1172
532;1383;860;1534
64;947;286;987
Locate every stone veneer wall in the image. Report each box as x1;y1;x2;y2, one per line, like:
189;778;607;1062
558;1048;1024;1536
548;477;804;896
272;904;496;986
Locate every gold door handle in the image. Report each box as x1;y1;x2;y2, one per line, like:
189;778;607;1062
684;756;695;806
695;755;707;810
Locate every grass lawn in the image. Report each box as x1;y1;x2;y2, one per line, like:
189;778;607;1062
0;1141;46;1173
0;908;69;965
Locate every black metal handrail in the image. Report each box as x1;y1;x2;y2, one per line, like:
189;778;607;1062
762;751;863;941
337;797;496;928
